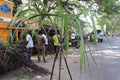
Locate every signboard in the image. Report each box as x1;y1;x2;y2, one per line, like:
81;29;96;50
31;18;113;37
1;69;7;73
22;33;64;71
0;0;13;22
0;3;11;14
0;16;12;22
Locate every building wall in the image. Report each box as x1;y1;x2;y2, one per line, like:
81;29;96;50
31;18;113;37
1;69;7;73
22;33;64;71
0;1;38;42
0;0;13;21
0;29;10;42
0;0;13;42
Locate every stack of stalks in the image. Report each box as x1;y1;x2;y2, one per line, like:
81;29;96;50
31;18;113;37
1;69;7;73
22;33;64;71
0;41;50;76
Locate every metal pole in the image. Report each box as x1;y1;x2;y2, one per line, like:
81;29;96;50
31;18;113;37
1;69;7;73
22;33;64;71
50;45;73;80
63;53;73;80
50;50;58;80
59;47;62;80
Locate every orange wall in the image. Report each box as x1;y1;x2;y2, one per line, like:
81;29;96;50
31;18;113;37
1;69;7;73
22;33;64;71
0;1;38;42
0;0;13;42
0;28;10;42
0;20;10;28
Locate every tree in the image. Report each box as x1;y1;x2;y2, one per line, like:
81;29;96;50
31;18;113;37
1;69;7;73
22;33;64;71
2;0;120;78
9;0;22;15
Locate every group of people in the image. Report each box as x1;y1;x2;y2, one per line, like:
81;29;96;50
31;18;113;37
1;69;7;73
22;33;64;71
26;31;60;62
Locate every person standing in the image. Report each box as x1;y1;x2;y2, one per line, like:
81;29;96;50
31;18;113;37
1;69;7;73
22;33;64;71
92;33;96;44
70;33;76;47
26;31;34;61
53;32;60;57
42;33;48;54
37;31;46;62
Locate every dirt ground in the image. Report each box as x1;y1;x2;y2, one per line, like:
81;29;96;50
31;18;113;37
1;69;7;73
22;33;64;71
0;48;81;80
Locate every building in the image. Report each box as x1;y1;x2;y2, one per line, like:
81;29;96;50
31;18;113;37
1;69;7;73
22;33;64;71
0;0;38;43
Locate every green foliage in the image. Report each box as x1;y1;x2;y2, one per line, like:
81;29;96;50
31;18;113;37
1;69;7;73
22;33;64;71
99;0;120;14
8;0;120;78
15;73;34;80
10;0;22;15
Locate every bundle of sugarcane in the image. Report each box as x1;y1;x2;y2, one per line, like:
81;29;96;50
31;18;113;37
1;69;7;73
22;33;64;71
0;41;50;76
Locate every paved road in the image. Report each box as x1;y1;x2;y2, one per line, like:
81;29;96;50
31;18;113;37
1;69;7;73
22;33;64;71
1;37;120;80
82;37;120;80
36;37;120;80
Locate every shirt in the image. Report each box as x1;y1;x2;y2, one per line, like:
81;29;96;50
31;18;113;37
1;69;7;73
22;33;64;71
71;33;76;39
26;34;34;48
53;35;60;46
37;35;45;48
42;34;48;45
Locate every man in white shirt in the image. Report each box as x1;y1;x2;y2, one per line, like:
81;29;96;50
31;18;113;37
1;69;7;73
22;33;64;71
26;31;34;61
71;33;76;40
70;33;76;46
